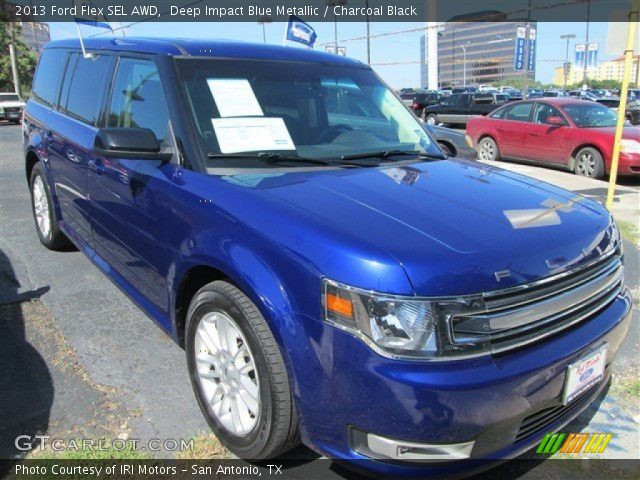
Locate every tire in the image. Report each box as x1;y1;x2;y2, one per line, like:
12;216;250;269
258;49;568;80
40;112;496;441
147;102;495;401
477;137;500;162
438;142;454;157
574;147;605;179
185;280;299;459
29;162;72;250
425;113;439;125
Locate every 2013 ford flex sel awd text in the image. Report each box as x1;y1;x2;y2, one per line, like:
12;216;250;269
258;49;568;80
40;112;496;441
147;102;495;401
24;38;631;476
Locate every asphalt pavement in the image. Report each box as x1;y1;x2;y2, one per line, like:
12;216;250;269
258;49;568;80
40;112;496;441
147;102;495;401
0;123;638;477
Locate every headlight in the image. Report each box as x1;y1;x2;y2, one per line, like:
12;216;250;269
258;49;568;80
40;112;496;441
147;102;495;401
323;279;438;357
620;139;640;154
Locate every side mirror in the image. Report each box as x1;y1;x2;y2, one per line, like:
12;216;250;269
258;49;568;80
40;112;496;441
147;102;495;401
546;116;564;126
94;127;173;161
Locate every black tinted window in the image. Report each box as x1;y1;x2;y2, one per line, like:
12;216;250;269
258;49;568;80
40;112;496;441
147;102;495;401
107;58;169;141
32;49;67;106
64;54;111;125
533;103;564;124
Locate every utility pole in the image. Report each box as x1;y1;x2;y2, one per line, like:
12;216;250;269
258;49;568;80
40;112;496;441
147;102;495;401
8;23;20;96
365;0;370;64
522;0;532;96
583;0;591;86
257;16;272;44
561;34;576;88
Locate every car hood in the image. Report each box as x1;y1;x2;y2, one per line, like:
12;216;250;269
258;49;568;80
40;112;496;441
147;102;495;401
226;159;614;296
583;126;640;140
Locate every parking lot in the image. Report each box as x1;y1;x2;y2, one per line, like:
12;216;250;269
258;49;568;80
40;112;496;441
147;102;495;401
1;123;638;476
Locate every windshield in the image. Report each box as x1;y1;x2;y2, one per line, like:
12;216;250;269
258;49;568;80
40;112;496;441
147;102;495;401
0;94;21;102
563;103;618;127
176;59;438;166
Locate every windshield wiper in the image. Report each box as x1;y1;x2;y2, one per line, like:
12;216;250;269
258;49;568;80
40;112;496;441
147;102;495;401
340;150;445;161
207;152;331;166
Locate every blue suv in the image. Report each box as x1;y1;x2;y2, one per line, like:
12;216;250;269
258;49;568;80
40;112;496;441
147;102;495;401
24;38;631;475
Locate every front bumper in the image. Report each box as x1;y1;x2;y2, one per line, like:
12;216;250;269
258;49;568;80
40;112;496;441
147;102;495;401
285;290;632;476
614;152;640;175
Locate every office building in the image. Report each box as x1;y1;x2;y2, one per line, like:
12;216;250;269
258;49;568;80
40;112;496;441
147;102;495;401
553;55;640;86
421;20;536;88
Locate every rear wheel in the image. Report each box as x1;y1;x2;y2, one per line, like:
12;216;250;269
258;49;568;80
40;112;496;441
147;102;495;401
425;113;439;125
185;280;299;459
29;162;72;250
574;147;605;179
477;137;500;162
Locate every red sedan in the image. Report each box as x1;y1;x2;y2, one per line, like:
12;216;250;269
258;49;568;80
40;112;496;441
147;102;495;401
465;98;640;178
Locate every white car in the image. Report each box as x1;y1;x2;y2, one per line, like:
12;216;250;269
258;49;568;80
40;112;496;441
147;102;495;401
0;92;25;124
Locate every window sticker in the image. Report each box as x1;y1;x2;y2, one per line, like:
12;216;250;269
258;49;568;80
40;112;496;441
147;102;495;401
212;117;295;153
207;78;264;118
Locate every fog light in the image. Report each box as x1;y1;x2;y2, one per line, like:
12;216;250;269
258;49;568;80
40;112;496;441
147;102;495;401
349;428;475;462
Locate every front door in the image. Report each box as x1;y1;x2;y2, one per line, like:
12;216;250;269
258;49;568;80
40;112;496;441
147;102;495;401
494;102;534;158
88;57;174;317
524;102;572;164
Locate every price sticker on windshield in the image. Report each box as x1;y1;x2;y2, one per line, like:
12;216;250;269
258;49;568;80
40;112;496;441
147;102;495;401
207;78;264;118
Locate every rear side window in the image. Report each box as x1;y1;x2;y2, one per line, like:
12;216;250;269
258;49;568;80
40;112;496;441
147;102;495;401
63;54;112;125
107;58;169;141
32;49;67;106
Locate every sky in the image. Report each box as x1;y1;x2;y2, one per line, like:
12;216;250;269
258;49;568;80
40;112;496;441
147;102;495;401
48;21;612;89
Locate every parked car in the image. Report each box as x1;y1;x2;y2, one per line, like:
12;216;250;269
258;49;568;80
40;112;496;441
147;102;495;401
596;97;621;111
542;90;569;98
466;98;640;178
399;91;415;107
425;124;477;158
504;89;523;101
410;91;442;118
25;38;631;476
478;84;498;92
439;87;453;96
491;93;510;104
451;85;478;94
422;92;501;126
626;99;640;125
0;92;25;123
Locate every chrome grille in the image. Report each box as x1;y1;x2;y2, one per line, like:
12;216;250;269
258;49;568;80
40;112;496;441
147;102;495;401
449;248;624;355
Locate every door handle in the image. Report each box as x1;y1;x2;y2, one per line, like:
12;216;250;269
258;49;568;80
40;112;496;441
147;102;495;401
529;133;540;137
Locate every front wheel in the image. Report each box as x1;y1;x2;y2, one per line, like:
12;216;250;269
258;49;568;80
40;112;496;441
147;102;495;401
185;280;298;459
574;147;605;179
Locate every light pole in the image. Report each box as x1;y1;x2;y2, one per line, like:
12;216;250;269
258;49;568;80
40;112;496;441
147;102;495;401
560;34;576;88
583;0;591;85
257;16;272;44
460;44;467;86
326;0;347;53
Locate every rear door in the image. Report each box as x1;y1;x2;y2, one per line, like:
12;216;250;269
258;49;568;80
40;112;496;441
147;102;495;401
88;56;174;315
493;102;534;158
46;52;113;244
524;102;572;164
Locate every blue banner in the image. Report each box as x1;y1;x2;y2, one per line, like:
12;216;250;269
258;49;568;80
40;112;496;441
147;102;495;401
587;43;599;68
574;44;586;69
514;26;526;71
286;15;317;48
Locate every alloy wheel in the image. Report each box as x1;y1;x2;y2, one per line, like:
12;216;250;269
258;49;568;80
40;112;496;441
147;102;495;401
479;140;495;161
32;175;51;238
194;311;260;436
576;152;596;177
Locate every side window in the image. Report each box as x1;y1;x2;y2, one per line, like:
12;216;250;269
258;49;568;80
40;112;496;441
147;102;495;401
504;103;533;122
489;105;509;119
32;49;68;106
107;58;169;141
533;103;565;125
64;54;112;125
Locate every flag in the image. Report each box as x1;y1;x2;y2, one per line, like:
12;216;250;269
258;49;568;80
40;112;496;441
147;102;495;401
285;15;317;48
74;0;112;30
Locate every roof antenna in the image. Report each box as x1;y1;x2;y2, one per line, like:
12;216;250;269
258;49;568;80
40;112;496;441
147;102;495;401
74;18;113;59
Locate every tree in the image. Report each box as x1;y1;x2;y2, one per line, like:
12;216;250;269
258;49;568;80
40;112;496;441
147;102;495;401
0;19;38;94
